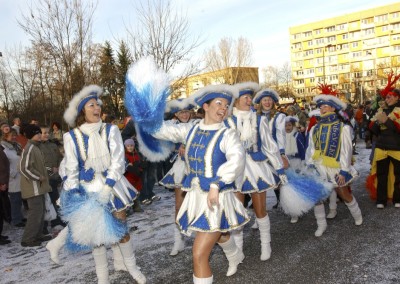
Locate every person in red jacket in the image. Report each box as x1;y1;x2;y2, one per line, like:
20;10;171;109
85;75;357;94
124;138;144;213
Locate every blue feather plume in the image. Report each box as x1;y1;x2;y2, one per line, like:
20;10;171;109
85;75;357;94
280;169;333;217
124;57;174;162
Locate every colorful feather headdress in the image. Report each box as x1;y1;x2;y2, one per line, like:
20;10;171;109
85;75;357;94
380;70;400;99
313;83;346;110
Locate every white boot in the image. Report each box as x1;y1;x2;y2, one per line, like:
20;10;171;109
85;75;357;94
111;244;127;271
231;229;244;254
290;216;299;223
193;274;213;284
92;246;110;284
326;191;337;219
119;240;146;284
218;236;244;276
251;219;258;229
257;215;271;261
46;226;68;264
314;204;327;237
170;226;184;256
345;197;363;226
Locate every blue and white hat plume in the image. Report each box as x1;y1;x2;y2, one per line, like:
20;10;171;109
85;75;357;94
125;57;174;162
63;85;103;127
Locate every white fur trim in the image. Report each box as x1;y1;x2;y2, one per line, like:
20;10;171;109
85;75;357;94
63;85;103;127
165;97;194;113
313;94;347;110
191;84;240;106
234;82;261;95
308;109;321;117
285;115;299;123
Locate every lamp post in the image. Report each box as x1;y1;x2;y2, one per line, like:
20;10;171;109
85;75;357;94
323;44;333;84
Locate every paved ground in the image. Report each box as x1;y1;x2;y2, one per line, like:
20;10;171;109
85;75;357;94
1;140;399;284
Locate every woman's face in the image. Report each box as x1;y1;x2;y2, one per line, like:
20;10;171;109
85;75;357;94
5;132;16;142
260;97;275;111
125;144;134;153
52;124;59;131
203;98;230;125
385;94;399;106
236;94;252;111
319;104;335;115
83;98;101;124
175;110;191;123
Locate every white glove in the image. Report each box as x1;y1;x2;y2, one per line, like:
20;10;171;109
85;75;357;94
279;174;288;185
98;185;112;204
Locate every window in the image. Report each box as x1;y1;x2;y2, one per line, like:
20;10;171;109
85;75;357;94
363;28;374;36
316;58;324;64
315;48;322;54
293;43;302;49
392;12;399;18
393;35;400;41
304;50;314;56
337;24;346;30
327;36;336;43
308;40;313;46
375;14;388;22
392;23;400;30
326;26;335;32
382;25;389;32
394;45;400;51
297;88;305;94
297;70;303;76
304;31;312;37
342;34;349;39
293;33;301;40
314;29;322;35
341;43;349;49
316;38;325;45
352;42;359;48
305;68;315;75
317;67;323;73
350;31;360;38
361;17;373;25
352;51;362;58
310;78;315;83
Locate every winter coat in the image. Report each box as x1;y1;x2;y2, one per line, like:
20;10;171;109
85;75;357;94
39;140;63;181
0;141;21;193
19;140;51;199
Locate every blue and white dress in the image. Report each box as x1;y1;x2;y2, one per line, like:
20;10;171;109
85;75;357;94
154;120;250;236
61;123;138;249
224;109;284;193
285;129;306;172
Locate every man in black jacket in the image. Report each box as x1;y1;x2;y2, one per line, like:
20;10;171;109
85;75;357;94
0;144;11;245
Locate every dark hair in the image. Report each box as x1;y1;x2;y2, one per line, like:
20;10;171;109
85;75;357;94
51;121;61;129
76;111;86;126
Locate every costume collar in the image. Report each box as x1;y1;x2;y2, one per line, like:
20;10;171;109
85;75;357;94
199;119;223;131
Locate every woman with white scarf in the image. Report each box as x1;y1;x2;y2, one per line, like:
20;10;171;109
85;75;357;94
224;82;286;262
46;85;145;284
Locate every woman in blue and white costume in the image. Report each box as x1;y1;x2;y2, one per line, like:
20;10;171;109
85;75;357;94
224;82;285;261
254;89;289;209
159;98;197;256
306;84;362;237
49;85;145;284
152;84;250;284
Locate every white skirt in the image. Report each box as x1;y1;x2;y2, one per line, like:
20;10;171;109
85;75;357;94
159;158;187;189
314;161;359;187
237;153;279;194
176;177;250;236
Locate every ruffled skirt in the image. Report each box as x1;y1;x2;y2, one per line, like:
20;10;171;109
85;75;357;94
237;153;279;193
159;158;187;189
176;178;250;236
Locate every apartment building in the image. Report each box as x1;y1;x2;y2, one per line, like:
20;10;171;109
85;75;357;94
289;3;400;102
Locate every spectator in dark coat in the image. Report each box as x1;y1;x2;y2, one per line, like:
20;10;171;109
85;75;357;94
0;144;11;245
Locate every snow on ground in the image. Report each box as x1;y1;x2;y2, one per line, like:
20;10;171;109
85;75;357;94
1;140;399;284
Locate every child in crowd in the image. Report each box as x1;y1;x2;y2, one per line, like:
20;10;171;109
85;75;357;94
124;138;144;213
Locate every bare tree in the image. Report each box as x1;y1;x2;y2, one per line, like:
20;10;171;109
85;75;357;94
127;0;202;76
18;0;97;104
203;37;254;84
262;65;280;89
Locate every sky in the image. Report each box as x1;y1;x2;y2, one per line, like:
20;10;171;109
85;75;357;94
0;0;399;74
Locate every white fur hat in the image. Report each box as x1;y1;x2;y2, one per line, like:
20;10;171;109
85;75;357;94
63;85;103;127
234;82;261;97
253;88;280;104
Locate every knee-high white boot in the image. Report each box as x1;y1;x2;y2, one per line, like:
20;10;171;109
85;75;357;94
46;226;68;264
257;215;271;261
119;240;146;284
218;236;244;277
111;244;127;271
345;197;363;226
251;216;258;229
326;191;337;219
193;275;213;284
231;228;244;254
314;204;327;237
170;225;184;256
92;246;109;284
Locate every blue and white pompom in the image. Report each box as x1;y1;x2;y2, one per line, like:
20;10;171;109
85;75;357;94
125;57;174;162
280;169;333;217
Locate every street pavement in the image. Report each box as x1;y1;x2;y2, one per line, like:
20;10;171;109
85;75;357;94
1;140;399;284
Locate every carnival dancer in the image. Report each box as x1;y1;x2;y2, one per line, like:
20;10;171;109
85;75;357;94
158;98;197;256
124;58;249;284
367;71;400;208
224;82;286;261
284;116;306;223
254;88;288;209
305;84;362;237
46;85;145;284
